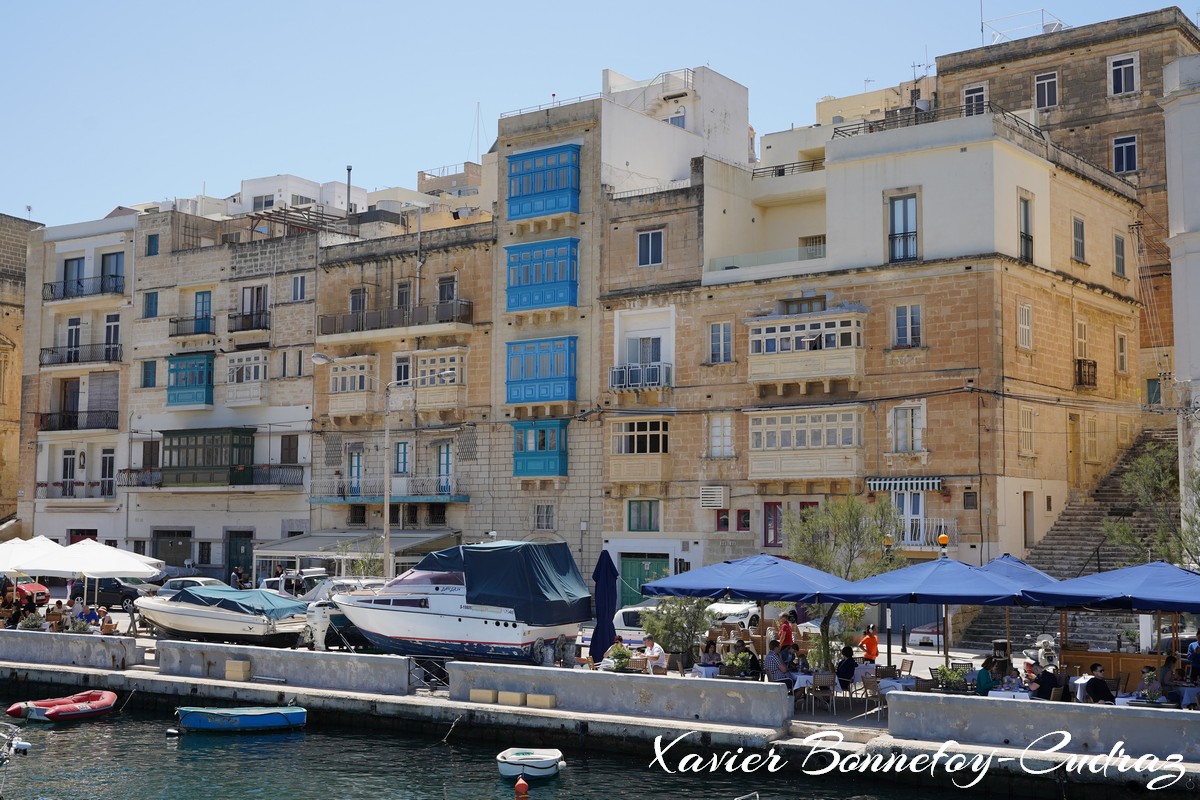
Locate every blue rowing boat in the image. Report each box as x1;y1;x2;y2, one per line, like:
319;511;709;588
174;706;306;733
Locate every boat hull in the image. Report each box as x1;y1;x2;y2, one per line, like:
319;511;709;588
6;690;117;722
136;596;306;648
333;595;577;663
496;748;565;779
175;706;306;733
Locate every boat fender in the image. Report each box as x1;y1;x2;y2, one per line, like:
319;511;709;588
165;728;181;737
515;775;529;797
530;638;545;665
554;634;571;666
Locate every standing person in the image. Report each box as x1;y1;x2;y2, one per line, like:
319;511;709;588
860;624;879;664
274;565;284;580
229;566;245;590
1187;638;1200;682
778;613;795;649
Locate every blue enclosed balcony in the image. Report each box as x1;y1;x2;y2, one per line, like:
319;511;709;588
506;145;580;222
167;353;215;407
505;337;577;414
512;419;569;477
506;238;579;314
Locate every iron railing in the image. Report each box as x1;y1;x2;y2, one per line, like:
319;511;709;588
310;475;460;499
889;232;918;263
37;410;119;431
831;101;1044;142
169;316;215;336
899;518;959;548
609;362;674;391
751;158;826;179
118;465;304;488
1075;359;1098;388
42;274;125;301
228;310;270;332
39;343;122;366
318;300;472;336
35;482;116;500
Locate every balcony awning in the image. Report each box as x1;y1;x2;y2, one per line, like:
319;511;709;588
866;476;942;492
254;529;461;561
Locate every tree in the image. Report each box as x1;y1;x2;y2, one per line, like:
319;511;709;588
334;537;384;578
785;494;903;668
640;596;715;674
1102;442;1196;566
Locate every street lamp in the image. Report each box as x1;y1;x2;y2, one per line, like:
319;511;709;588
883;533;894;667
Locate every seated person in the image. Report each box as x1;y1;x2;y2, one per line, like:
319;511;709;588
764;640;795;693
4;605;22;628
1136;665;1157;694
603;635;625;660
1001;666;1024;690
1084;663;1116;704
1158;656;1183;704
97;607;115;633
50;599;65;616
731;639;760;678
836;645;857;691
642;635;668;674
70;598;87;620
796;651;813;675
83;605;101;625
975;656;997;696
1028;662;1057;700
699;640;721;666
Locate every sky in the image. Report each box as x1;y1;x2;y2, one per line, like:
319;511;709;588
0;1;1187;227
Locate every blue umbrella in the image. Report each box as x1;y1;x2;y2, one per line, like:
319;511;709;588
640;554;850;603
589;551;619;662
979;554;1057;587
820;557;1027;606
1021;561;1200;612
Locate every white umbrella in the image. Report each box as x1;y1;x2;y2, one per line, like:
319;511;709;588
0;536;65;574
73;539;164;571
12;539;160;579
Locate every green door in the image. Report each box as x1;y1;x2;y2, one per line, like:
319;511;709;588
619;553;669;608
227;531;254;578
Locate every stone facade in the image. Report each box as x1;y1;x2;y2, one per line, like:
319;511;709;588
0;213;38;523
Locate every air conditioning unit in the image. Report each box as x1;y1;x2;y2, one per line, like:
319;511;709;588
700;486;730;509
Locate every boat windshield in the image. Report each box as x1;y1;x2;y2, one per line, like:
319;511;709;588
383;569;464;591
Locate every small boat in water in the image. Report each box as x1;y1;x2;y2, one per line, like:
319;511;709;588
495;747;566;779
174;706;307;733
5;690;118;722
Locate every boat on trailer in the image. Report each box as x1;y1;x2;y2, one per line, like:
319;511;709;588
496;747;566;778
135;587;309;647
174;706;307;733
332;540;592;664
5;690;118;722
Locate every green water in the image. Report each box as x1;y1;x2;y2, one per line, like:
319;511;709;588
0;711;931;800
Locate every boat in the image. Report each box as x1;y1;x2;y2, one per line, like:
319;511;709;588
134;587;309;647
174;706;307;733
5;690;118;722
332;540;593;663
495;747;566;779
0;721;32;766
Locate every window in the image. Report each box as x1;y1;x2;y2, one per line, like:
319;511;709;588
437;276;457;303
750;316;863;354
393;355;411;385
963;491;978;510
749;411;861;451
143;440;160;469
393;441;409;474
1084;417;1098;461
198;542;211;564
1109;54;1138;96
1019;196;1033;262
964;84;986;116
504;239;579;311
417;351;464;386
166;353;215;405
280;434;299;465
146;234;159;257
140;360;156;389
506;337;576;403
143;291;158;319
348;505;367;525
330;361;373;393
1019;405;1036;455
612;419;669;454
782;296;826;315
1114;234;1126;278
506;144;581;220
350;288;367;313
1113;135;1137;173
715;510;730;531
709;322;732;364
894;304;922;348
290;194;315;206
638;230;663;267
513;419;569;477
763;502;783;548
667;111;685;128
1147;378;1162;405
1075;319;1088;359
1034;72;1058;109
709;414;733;458
1018;302;1033;350
291;275;306;302
535;504;555;530
227;351;265;384
892;405;923;452
100;252;124;277
252;194;274;211
736;510;751;532
395;280;411;309
1116;332;1128;374
628;500;660;532
889;194;918;262
1072;217;1086;262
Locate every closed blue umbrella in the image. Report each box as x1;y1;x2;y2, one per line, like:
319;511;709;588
589;550;619;662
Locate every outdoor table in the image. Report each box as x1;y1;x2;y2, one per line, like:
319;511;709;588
793;674;814;689
879;677;916;694
1117;696;1181;708
1177;685;1200;707
987;689;1032;700
853;663;875;684
1072;676;1090;702
691;664;720;678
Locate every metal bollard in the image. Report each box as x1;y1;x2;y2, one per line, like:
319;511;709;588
901;624;908;654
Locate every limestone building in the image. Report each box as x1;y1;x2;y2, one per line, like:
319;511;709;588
0;213;38;525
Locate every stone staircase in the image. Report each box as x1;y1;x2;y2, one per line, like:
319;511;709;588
959;427;1179;651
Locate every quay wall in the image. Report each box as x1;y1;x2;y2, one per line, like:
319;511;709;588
0;629;143;670
448;662;792;729
155;641;413;695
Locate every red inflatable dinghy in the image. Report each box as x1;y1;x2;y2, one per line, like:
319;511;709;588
5;690;118;722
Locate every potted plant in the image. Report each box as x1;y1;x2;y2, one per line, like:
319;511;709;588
723;649;754;677
640;596;715;675
18;611;45;631
934;664;969;691
66;618;92;634
1123;628;1140;653
608;643;632;671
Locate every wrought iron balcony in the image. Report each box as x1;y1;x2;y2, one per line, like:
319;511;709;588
318;300;473;337
169;316;215;336
119;465;304;488
42;275;125;301
35;481;117;500
751;158;826;179
228;310;270;332
898;518;959;549
609;362;673;392
309;475;462;500
39;343;122;366
1075;358;1098;388
116;469;163;488
888;232;918;263
37;410;119;431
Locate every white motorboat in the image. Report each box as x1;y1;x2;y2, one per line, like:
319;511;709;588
135;587;309;647
496;747;566;779
332;540;592;663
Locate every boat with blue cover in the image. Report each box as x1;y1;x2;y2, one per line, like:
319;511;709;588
174;706;307;733
135;587;309;647
331;540;592;663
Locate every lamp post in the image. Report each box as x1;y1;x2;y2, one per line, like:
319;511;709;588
937;531;950;663
883;532;894;667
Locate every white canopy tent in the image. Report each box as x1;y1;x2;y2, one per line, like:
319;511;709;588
12;539;161;579
0;536;65;574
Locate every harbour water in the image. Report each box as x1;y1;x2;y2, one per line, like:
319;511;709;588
0;711;928;800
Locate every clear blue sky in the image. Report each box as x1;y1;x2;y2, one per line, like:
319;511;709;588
0;1;1181;226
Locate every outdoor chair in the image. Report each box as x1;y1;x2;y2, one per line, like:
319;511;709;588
899;658;914;677
1115;672;1130;694
1048;687;1065;701
951;661;975;672
913;677;937;693
1104;677;1122;696
874;665;898;679
861;673;887;719
809;673;838;715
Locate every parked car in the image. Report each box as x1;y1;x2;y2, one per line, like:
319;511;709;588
155;576;228;599
260;568;329;597
68;576;157;613
908;621;944;648
13;576;50;607
706;601;785;631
